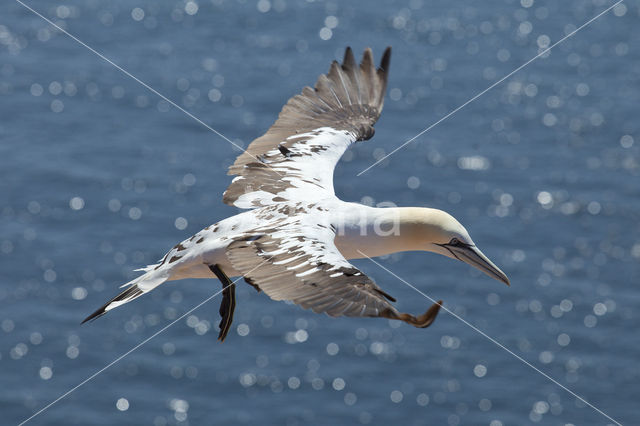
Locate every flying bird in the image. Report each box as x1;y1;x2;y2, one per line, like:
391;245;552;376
83;47;510;341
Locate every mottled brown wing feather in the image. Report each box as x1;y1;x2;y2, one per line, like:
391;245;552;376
225;232;400;319
223;47;391;208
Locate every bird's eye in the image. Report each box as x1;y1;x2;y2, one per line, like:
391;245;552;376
450;238;460;246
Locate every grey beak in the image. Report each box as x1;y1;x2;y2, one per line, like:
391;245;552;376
446;244;510;286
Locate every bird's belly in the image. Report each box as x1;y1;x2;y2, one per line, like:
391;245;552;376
168;244;241;281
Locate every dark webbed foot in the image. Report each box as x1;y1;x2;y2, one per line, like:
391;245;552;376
382;300;443;328
208;264;236;342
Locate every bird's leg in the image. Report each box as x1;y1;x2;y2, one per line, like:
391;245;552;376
208;264;236;342
381;300;443;328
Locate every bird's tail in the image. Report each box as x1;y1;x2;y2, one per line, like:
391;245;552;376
81;270;169;324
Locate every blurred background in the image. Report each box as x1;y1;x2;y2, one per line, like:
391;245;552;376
1;0;638;424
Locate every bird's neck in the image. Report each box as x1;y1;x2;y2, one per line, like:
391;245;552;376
333;205;436;260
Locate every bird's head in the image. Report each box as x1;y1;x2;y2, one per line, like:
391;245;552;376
402;208;510;286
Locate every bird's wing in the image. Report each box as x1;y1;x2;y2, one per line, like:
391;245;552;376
223;47;391;209
225;208;400;318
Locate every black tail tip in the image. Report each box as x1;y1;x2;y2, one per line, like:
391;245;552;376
81;307;107;324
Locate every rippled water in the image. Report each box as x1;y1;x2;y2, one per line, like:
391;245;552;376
2;1;639;425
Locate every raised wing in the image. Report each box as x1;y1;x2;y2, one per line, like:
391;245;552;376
223;47;391;209
225;208;441;326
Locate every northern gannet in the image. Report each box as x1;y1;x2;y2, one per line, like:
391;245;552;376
83;47;509;341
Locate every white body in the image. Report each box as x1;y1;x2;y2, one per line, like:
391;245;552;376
163;200;412;282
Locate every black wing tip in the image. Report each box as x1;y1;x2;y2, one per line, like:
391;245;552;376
380;46;392;72
343;46;390;71
373;286;397;303
343;46;354;60
378;46;391;74
361;47;374;67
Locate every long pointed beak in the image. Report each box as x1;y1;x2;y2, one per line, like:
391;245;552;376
446;244;510;286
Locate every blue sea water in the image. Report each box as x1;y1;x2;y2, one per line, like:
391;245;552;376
1;0;639;424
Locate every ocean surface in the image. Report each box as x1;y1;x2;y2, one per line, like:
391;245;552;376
1;0;639;425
